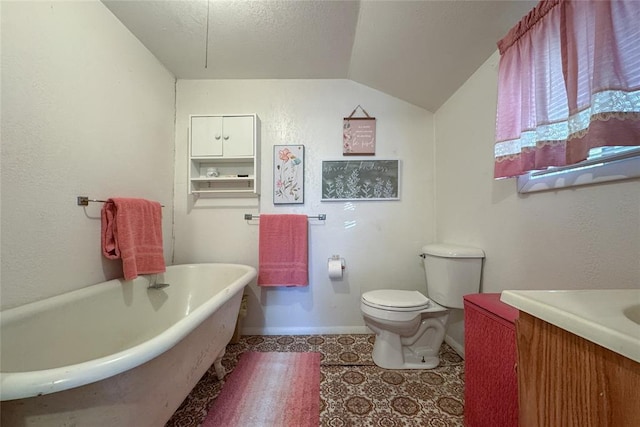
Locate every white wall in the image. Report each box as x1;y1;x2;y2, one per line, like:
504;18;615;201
7;3;633;349
434;51;640;346
174;79;435;334
0;1;176;309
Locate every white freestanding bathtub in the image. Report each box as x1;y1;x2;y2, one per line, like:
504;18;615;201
0;263;256;426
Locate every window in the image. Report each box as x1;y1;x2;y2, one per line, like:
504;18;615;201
494;0;640;187
516;146;640;193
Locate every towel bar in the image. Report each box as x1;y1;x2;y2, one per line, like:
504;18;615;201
244;213;326;221
77;196;165;207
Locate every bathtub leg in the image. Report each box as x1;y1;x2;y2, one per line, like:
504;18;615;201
213;350;226;380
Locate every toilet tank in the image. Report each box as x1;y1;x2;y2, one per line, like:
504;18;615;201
421;244;485;309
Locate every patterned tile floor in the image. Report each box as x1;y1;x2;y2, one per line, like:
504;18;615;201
166;335;465;427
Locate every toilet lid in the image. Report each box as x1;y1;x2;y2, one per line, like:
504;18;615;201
362;290;430;310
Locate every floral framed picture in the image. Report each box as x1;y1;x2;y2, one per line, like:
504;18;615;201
321;160;399;201
274;145;304;204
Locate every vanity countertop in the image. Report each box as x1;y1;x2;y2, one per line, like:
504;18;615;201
500;289;640;363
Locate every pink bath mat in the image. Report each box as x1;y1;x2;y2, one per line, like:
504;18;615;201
202;352;321;427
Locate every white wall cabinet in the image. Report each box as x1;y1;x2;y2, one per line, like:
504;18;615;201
188;114;260;196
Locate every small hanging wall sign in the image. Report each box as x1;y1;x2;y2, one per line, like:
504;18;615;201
343;105;376;155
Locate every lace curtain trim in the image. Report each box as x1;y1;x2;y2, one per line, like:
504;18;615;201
495;89;640;158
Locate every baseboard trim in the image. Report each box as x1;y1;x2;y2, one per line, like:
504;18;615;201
242;325;372;336
240;327;464;358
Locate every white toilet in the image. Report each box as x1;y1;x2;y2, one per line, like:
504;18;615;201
361;243;485;369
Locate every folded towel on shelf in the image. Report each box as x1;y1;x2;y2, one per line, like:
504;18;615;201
101;197;165;280
258;214;308;287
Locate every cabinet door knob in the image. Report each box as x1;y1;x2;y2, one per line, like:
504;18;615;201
223;135;230;140
215;134;221;140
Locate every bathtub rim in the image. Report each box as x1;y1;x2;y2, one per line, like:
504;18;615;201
0;263;256;401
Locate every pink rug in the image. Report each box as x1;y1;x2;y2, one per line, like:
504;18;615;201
202;352;321;427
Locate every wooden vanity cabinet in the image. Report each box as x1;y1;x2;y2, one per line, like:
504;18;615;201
515;312;640;426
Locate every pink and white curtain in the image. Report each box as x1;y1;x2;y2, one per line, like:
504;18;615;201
494;0;640;179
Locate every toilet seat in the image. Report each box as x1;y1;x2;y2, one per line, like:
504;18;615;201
362;290;431;312
361;290;448;323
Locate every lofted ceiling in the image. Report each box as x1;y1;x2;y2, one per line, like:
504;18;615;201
103;0;536;112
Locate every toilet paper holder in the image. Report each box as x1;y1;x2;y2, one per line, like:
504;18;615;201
329;254;345;269
328;255;346;280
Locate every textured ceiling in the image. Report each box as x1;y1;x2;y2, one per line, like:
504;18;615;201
103;0;536;112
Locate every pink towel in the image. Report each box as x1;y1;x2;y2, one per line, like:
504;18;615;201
101;198;165;281
258;214;308;287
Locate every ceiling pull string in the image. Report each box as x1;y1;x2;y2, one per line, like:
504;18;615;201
205;0;210;69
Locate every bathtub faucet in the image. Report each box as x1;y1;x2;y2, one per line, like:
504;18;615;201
148;275;170;290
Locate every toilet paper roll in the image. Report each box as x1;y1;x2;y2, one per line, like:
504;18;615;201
328;258;343;280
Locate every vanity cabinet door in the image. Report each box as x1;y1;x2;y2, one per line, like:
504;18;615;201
516;312;640;426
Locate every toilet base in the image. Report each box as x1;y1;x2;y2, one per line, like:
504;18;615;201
373;349;440;369
369;317;447;370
